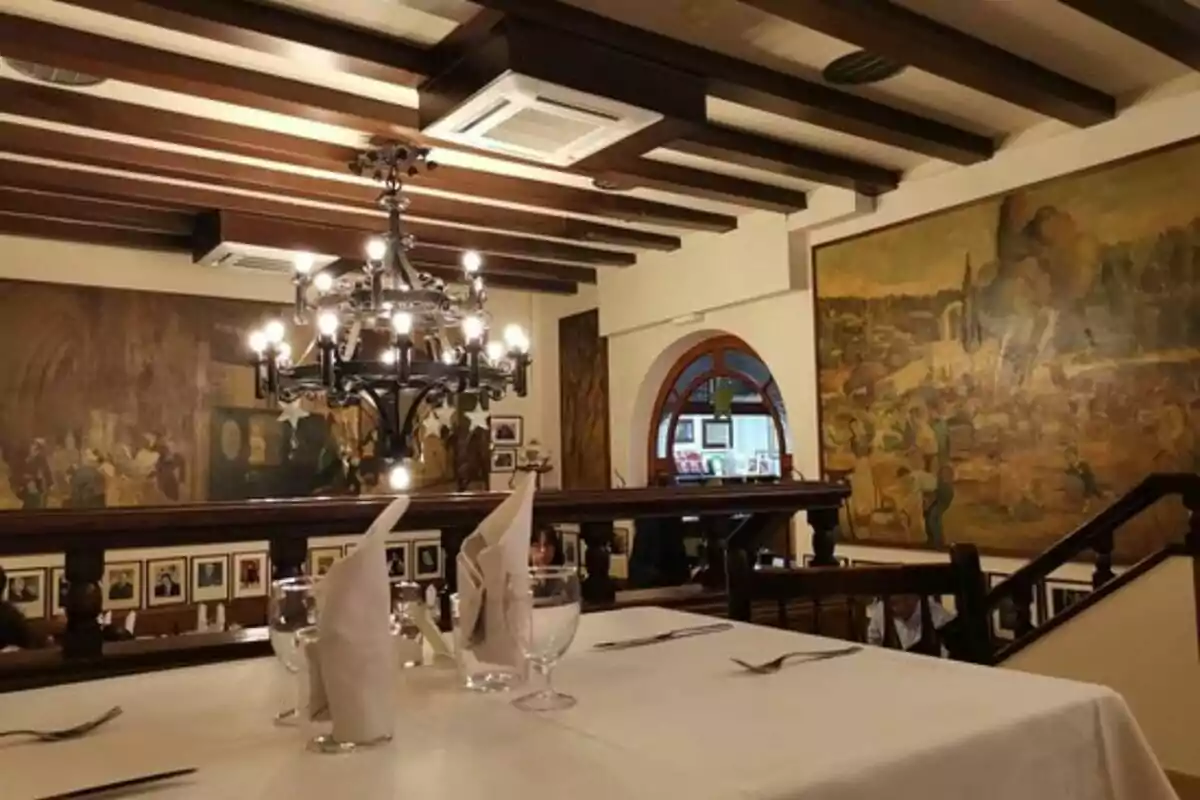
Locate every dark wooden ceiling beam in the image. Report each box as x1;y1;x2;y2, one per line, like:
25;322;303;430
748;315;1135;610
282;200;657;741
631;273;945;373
54;0;434;85
0;121;679;251
1059;0;1200;71
465;0;995;164
738;0;1115;127
0;13;419;137
0;79;736;234
591;160;808;213
671;125;900;194
0;159;633;266
0;188;193;234
0;213;191;252
407;246;596;285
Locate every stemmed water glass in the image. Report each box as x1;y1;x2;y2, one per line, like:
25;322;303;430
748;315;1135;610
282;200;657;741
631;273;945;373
268;576;318;725
506;566;581;711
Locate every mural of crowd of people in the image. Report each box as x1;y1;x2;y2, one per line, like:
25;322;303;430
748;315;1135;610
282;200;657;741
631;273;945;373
816;139;1200;559
0;280;486;511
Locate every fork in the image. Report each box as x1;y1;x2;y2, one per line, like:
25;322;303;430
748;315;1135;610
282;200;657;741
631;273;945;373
731;645;863;674
0;706;123;742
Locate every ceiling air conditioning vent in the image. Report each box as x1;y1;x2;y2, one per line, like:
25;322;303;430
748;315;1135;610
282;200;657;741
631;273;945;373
195;242;337;274
3;58;106;87
423;72;661;167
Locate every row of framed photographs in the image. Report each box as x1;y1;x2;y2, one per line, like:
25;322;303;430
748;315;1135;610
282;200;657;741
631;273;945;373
0;538;448;620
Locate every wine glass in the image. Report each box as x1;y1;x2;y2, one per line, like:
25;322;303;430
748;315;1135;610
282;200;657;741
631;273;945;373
268;576;318;725
506;566;581;712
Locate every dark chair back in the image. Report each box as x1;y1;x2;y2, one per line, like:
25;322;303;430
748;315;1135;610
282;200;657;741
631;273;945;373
728;544;991;663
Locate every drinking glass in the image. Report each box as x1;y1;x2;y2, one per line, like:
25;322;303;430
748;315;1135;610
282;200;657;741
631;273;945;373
268;576;318;725
506;566;581;711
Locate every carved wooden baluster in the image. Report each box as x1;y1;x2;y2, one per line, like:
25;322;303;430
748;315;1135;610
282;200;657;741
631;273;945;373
438;526;470;631
808;507;840;567
269;535;307;581
1092;530;1115;589
580;521;615;606
1011;581;1036;638
62;545;104;659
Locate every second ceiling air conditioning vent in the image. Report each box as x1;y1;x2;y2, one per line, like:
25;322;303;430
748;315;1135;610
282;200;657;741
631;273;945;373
423;72;662;167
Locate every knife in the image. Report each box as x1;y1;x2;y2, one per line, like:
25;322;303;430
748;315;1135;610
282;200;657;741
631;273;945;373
594;622;734;650
37;767;197;799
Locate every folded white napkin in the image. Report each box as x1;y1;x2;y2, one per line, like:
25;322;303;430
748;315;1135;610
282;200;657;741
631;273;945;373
308;495;409;744
456;473;536;667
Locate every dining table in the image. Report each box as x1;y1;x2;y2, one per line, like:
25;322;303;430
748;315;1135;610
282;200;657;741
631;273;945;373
0;607;1177;800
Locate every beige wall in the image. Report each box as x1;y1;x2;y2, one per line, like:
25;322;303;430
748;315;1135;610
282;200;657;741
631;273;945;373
1004;557;1200;775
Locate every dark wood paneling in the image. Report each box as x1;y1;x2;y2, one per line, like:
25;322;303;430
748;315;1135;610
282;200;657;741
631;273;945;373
467;0;995;164
57;0;434;85
0;79;736;234
739;0;1115;127
0;214;191;252
0;14;419;137
0;188;193;235
1061;0;1200;72
558;309;611;489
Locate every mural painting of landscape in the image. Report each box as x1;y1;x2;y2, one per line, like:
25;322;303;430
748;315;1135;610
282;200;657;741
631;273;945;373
0;280;483;510
816;140;1200;559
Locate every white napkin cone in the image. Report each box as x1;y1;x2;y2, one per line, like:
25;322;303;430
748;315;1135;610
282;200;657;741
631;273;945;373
309;495;409;744
456;472;536;667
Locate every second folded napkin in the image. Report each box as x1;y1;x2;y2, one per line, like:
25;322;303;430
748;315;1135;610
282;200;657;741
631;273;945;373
456;472;536;667
309;495;409;745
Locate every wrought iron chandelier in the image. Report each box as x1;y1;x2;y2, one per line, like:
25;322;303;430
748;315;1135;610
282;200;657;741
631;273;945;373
246;140;531;491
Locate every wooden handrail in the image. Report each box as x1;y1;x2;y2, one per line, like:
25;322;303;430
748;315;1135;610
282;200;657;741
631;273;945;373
986;472;1200;655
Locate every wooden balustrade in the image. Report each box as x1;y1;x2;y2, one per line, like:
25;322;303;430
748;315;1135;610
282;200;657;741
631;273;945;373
0;482;849;689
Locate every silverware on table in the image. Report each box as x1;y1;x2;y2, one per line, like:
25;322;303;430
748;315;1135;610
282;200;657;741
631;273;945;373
36;767;197;799
594;622;734;651
0;706;123;742
731;645;863;674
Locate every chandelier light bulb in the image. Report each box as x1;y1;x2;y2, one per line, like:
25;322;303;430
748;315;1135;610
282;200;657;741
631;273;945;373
366;237;387;262
248;330;267;355
462;249;483;274
380;348;397;366
317;311;339;338
276;341;293;363
461;314;484;342
391;311;413;336
293;251;315;275
388;462;411;491
313;272;334;293
441;348;458;366
473;276;484;294
485;340;505;363
503;323;529;353
264;319;286;345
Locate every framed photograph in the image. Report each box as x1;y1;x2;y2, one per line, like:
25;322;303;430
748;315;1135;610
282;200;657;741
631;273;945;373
413;540;443;579
308;547;342;578
612;526;631;555
1044;579;1091;618
988;573;1044;642
489;416;523;446
50;567;67;617
701;418;733;449
562;532;580;569
385;543;410;580
191;555;229;603
2;568;46;620
102;562;142;611
147;557;187;607
675;418;695;444
490;448;517;473
233;552;268;599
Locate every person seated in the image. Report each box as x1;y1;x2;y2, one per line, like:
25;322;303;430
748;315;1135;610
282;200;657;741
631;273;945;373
531;526;565;568
0;566;43;651
866;594;954;655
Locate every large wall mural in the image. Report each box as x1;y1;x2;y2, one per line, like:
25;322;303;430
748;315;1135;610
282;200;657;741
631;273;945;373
0;280;484;510
816;140;1200;559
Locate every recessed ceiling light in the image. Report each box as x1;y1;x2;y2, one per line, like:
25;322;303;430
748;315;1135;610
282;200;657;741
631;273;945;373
822;50;907;86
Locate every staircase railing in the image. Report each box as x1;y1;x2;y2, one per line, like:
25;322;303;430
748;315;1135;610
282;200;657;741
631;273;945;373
986;472;1200;662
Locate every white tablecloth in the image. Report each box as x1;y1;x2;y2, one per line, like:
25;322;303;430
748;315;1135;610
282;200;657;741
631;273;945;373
0;608;1176;800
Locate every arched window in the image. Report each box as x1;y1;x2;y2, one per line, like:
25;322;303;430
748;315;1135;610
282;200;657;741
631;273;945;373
647;335;792;485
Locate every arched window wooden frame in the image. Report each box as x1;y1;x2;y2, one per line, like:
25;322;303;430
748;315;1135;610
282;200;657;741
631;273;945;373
647;335;793;484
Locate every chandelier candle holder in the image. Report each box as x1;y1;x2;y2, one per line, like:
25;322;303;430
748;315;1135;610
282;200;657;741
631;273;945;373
247;140;532;491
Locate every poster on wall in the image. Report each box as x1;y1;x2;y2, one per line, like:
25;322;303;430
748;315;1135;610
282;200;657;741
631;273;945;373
814;139;1200;559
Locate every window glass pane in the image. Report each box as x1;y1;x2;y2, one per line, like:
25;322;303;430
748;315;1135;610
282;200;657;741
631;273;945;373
670;354;714;396
724;349;772;387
